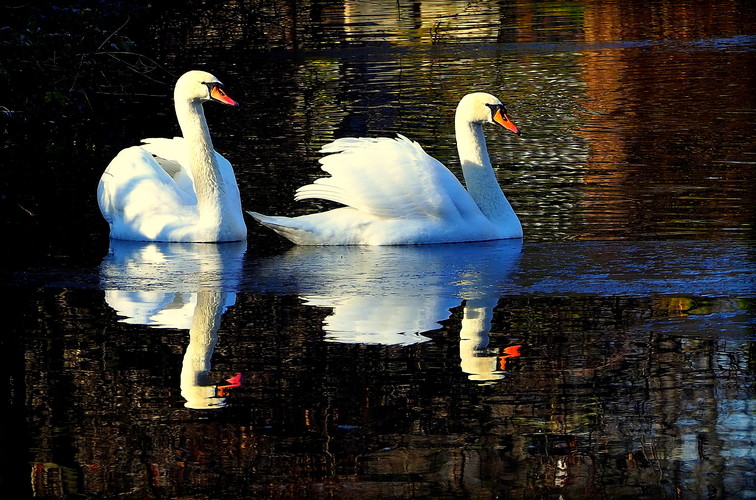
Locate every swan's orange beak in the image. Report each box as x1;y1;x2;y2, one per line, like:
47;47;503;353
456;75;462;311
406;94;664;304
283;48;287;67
493;108;520;135
211;85;238;107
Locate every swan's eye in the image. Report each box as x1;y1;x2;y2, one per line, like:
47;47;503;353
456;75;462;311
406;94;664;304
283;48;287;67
203;82;223;95
486;103;508;120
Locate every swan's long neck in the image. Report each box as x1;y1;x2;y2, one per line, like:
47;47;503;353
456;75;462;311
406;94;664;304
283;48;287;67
175;98;224;221
455;116;516;225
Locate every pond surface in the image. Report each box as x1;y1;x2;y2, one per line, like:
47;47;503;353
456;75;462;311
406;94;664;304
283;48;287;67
2;1;755;498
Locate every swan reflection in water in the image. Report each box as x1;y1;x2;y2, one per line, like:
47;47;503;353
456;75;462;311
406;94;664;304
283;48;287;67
254;239;524;382
100;240;246;409
101;239;524;397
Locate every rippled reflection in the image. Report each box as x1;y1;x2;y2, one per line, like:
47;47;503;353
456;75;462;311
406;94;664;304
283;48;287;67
101;241;246;409
3;0;755;498
255;241;523;380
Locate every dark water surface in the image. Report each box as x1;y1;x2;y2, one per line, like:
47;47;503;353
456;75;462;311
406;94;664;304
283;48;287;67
2;1;755;498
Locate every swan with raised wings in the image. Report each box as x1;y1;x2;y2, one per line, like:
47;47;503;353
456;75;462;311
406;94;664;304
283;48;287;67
98;70;247;242
248;92;521;245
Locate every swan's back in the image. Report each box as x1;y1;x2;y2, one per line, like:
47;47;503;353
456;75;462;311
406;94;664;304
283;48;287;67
98;138;245;242
97;143;200;239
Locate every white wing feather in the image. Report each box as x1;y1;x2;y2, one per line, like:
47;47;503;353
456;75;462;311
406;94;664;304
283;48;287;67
139;137;195;197
296;135;479;221
98;137;244;241
139;137;239;201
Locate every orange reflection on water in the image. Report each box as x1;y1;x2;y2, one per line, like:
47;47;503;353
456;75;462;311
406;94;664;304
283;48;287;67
217;372;243;397
498;344;522;371
574;0;754;240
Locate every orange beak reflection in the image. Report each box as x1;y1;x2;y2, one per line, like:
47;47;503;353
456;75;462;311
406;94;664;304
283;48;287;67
217;372;243;397
493;108;520;135
498;344;522;371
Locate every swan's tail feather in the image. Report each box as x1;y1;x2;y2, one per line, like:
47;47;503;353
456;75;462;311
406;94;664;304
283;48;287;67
246;211;292;230
246;211;318;245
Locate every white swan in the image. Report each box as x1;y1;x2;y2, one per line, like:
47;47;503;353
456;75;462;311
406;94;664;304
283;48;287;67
98;70;247;242
247;92;521;245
